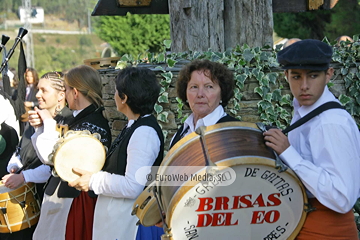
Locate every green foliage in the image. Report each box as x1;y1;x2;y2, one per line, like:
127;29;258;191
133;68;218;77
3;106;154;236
118;39;360;131
94;13;170;57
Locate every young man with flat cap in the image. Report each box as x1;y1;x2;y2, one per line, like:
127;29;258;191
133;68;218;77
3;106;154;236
263;39;360;239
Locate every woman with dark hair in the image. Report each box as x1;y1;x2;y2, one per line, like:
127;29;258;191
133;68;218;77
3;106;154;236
69;66;164;239
1;71;72;240
29;65;112;240
24;67;39;109
170;59;238;148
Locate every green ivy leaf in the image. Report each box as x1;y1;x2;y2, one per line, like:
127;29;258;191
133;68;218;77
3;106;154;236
264;93;272;102
272;89;282;101
341;67;348;75
161;72;173;84
157;112;169;123
243;49;255;62
257;100;272;110
267;73;278;85
167;58;177;68
157;53;165;63
154;66;164;71
158;92;169;103
154;104;163;114
339;94;351;105
163;40;172;49
254;86;263;97
120;54;131;62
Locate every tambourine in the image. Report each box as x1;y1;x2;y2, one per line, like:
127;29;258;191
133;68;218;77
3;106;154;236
48;130;107;182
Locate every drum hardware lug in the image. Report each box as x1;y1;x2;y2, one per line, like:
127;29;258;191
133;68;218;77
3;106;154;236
136;220;141;226
140;197;152;209
256;122;288;173
161;231;173;240
52;169;59;178
131;205;138;215
0;207;6;214
304;203;316;213
274;153;288;173
19;201;26;208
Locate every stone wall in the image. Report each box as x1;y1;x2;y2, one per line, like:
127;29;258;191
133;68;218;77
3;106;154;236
98;65;348;148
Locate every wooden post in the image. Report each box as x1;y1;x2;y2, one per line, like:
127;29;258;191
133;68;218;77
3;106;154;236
168;0;273;52
224;0;273;50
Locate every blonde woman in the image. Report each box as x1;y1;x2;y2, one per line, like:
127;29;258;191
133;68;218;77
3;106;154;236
1;71;72;240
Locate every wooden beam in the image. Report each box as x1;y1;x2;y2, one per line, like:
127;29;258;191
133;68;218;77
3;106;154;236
272;0;338;12
92;0;168;16
92;0;339;16
117;0;151;7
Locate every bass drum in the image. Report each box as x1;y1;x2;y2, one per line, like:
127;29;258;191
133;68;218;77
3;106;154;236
157;122;307;240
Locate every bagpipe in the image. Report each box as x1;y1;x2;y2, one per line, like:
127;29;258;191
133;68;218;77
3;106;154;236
0;27;28;73
0;27;29;165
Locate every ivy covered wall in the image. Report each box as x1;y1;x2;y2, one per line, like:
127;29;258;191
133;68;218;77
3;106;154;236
98;39;360;148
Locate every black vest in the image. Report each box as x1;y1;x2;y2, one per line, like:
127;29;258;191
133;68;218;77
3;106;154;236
169;114;239;149
0;123;18;178
44;104;112;198
102;115;164;176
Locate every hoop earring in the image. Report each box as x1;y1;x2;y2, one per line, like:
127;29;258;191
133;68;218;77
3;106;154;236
55;103;62;115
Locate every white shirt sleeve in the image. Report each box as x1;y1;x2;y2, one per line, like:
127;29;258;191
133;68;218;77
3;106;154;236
89;126;161;199
280;122;360;213
7;153;23;173
31;118;59;165
22;165;51;183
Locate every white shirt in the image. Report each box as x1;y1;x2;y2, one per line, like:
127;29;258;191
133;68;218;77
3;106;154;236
31;118;59;165
171;105;226;143
280;86;360;213
7;153;51;183
0;94;19;136
89;116;161;199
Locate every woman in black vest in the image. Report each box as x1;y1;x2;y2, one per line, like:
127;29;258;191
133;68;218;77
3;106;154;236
1;71;72;240
169;59;238;149
69;67;164;240
29;65;112;240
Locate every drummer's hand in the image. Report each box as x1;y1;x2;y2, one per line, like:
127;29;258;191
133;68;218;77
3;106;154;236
155;221;164;228
263;128;290;155
28;108;43;127
2;172;25;189
68;168;92;192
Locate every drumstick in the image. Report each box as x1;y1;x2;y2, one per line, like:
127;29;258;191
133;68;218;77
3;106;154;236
195;126;218;175
152;186;172;240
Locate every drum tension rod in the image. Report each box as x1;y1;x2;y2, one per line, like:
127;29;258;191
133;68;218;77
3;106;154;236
152;186;172;240
256;122;288;173
195;126;218;175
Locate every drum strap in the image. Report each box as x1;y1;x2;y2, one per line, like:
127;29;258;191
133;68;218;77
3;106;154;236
282;101;344;134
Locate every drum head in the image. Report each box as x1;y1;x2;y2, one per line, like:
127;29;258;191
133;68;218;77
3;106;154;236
132;182;162;227
166;157;307;240
0;183;12;194
54;134;106;182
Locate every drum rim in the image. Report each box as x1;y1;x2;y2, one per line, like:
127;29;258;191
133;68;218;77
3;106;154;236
53;133;106;182
161;121;262;169
163;156;308;240
132;181;162;227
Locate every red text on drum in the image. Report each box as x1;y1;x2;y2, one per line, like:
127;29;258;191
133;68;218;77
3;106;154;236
195;193;282;227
